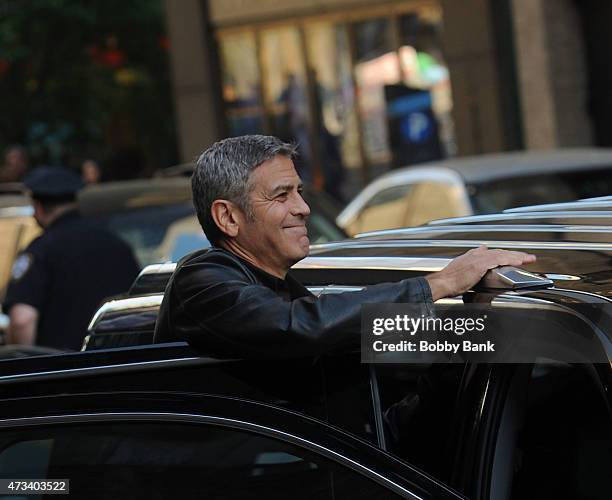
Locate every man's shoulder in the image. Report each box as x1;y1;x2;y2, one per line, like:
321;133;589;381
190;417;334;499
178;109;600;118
22;231;50;255
174;247;257;284
179;246;243;266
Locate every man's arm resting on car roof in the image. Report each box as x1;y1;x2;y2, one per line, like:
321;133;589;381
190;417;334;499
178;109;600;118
165;246;536;357
425;245;537;301
172;267;431;358
7;303;38;345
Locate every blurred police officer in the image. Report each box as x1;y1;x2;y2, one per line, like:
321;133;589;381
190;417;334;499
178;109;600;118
4;166;140;350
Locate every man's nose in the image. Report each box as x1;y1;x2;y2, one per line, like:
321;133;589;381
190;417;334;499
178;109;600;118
292;192;311;218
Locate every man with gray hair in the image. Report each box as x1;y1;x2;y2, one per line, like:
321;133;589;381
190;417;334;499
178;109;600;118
154;135;535;357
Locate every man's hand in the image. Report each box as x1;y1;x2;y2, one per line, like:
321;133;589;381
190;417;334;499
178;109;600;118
7;303;38;345
425;246;536;301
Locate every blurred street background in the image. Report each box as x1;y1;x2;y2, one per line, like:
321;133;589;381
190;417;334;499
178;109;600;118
2;0;612;293
2;0;612;351
1;0;611;199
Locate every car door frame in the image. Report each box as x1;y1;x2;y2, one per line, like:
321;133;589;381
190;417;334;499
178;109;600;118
0;391;467;500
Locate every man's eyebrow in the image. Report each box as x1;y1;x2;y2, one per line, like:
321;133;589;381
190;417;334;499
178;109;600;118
269;182;303;195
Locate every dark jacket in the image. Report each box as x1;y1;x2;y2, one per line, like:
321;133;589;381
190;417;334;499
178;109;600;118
154;247;432;358
5;210;140;350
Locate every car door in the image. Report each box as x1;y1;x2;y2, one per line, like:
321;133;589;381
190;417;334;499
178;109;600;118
316;285;611;500
451;361;611;500
0;393;466;500
438;296;612;500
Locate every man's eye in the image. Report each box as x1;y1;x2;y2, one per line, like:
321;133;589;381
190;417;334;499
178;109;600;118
276;192;288;200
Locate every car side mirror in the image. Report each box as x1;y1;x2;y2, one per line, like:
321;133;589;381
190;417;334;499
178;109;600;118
473;266;553;292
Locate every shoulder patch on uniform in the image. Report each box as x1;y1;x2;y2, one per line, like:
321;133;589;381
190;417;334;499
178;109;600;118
11;253;33;281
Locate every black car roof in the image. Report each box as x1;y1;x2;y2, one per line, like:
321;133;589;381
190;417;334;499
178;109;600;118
356;223;612;242
122;226;612;298
504;199;612;213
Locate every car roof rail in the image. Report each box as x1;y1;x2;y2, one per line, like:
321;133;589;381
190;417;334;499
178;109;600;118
504;199;612;213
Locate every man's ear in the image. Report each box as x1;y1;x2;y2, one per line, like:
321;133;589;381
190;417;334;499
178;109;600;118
31;199;46;226
210;199;240;238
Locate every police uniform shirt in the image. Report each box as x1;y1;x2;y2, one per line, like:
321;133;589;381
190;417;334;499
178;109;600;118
5;210;140;350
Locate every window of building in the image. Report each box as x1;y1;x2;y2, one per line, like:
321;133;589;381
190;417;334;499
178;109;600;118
353;17;398;168
218;31;265;136
304;21;361;201
215;2;454;199
259;26;312;183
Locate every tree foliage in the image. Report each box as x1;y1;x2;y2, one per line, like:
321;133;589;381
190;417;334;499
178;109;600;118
0;0;178;174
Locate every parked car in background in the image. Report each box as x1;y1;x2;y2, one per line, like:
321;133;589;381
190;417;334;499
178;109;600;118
0;176;347;341
426;196;612;228
79;177;346;268
1;207;608;499
0;190;38;301
337;148;612;235
0;175;346;283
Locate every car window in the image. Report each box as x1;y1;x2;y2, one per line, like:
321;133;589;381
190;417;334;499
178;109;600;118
307;212;346;243
0;422;404;499
321;352;378;444
471;168;612;213
402;181;470;226
497;362;611;500
89;201;343;267
375;363;466;482
87;204;198;267
352;181;471;234
350;184;413;234
156;215;210;262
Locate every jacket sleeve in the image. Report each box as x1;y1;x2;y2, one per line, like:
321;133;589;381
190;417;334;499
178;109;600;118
171;261;432;358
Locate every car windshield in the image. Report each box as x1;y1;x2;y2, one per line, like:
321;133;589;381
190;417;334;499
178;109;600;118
89;202;345;268
87;204;198;267
470;168;612;213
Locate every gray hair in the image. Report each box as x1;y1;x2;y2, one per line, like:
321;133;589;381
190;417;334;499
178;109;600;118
192;135;297;244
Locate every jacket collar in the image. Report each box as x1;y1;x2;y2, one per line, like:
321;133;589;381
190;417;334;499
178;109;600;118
214;247;312;299
46;208;79;231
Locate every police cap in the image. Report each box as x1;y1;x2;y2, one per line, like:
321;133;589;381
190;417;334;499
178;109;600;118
23;166;84;200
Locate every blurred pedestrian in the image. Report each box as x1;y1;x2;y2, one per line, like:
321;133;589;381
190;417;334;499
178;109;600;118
0;145;28;183
4;166;140;350
81;159;101;184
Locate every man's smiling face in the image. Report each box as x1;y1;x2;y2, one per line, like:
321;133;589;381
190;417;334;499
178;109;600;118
233;154;311;277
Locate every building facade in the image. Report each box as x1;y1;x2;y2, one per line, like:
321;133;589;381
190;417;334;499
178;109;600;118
164;0;595;197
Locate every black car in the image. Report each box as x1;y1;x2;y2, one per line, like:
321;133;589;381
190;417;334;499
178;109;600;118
0;207;610;499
